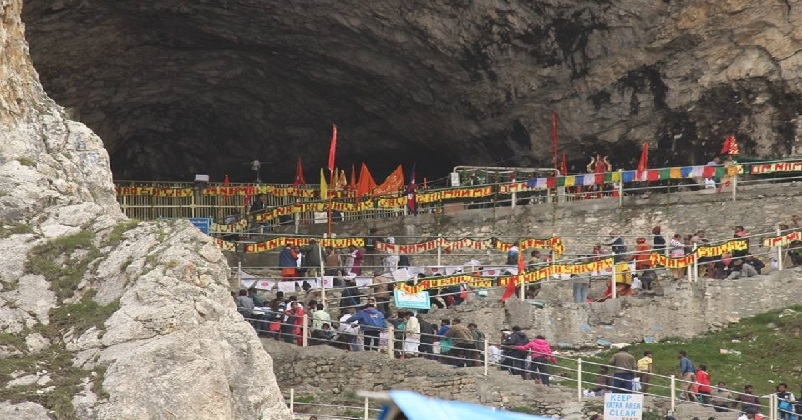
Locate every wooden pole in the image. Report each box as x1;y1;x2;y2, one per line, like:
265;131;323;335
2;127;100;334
327;169;335;237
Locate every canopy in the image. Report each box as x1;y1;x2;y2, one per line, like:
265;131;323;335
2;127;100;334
378;390;552;420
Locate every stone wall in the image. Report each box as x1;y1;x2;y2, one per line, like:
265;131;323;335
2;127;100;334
264;339;589;419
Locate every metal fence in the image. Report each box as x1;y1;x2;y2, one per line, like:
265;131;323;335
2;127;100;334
114;158;802;225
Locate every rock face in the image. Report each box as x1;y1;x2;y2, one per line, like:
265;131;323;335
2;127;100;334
20;0;802;180
0;1;291;419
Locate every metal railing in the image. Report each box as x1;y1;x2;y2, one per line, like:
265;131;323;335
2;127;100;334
114;158;802;224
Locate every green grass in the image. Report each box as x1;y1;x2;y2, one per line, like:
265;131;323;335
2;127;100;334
24;231;99;302
45;295;121;339
105;219;140;247
554;305;802;398
0;223;34;238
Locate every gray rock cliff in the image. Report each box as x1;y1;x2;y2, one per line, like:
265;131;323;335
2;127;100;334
0;0;291;418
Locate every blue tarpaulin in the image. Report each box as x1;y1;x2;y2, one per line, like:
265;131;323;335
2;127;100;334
379;390;553;420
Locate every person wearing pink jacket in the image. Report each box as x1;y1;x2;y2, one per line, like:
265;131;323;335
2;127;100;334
514;335;557;385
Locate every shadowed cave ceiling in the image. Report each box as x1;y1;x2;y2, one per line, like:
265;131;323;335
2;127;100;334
22;0;802;181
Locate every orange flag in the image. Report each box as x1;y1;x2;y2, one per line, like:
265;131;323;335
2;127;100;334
356;163;377;198
336;169;347;190
372;165;404;196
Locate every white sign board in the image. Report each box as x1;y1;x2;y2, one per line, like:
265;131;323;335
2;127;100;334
603;393;643;420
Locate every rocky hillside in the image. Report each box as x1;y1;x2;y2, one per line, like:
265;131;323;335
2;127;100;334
20;0;802;180
0;0;290;418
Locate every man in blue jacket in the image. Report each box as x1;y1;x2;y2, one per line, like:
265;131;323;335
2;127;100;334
346;303;387;351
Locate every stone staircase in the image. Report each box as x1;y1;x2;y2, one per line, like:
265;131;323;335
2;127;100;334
672;402;736;420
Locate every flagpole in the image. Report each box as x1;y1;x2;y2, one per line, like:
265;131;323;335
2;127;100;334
327;168;334;237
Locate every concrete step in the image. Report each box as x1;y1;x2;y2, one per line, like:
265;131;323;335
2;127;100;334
673;402;735;420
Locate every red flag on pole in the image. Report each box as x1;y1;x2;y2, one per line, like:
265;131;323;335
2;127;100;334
552;112;558;170
222;174;230;205
356;163;377;198
721;135;739;155
636;144;648;181
560;153;568;176
327;125;337;173
502;252;525;302
293;158;306;186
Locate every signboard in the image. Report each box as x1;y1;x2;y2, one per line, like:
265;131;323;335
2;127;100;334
393;289;431;309
603;393;643;420
187;218;212;235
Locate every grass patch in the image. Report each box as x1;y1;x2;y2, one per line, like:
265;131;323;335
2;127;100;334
509;405;537;414
105;219;140;247
16;157;36;167
0;332;27;351
340;409;362;418
25;231;99;302
556;305;802;398
0;343;90;420
45;295;121;339
294;395;316;404
0;223;34;239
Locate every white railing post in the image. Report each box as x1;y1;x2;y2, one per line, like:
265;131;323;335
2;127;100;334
692;244;698;282
511;178;517;210
611;260;617;299
577;358;583;402
237;261;242;286
670;375;676;413
436;234;442;266
302;314;308;347
777;228;784;271
318;244;326;306
483;337;490;376
387;324;395;359
618;170;624;207
364;396;370;420
732;174;738;202
289;388;294;413
770;393;778;420
294;199;300;234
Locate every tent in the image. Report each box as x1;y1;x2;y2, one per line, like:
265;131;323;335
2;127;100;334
376;390;552;420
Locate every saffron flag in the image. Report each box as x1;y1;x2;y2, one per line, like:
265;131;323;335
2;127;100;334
327;125;337;173
293;158;306;186
319;168;328;200
356;163;377;198
336;169;347;190
560;153;568;176
502;252;525;302
406;163;417;215
222;174;231;205
372;164;404;196
636;143;648;181
721;134;739;155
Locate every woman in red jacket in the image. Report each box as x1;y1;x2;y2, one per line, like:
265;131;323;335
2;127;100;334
696;364;712;404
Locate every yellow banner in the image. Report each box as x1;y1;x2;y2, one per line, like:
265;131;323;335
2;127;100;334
648;240;748;268
214;238;237;252
374;237;565;255
238;237;366;253
762;231;802;247
211;218;249;234
395;257;614;293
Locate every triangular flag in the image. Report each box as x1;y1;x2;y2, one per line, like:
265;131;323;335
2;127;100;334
373;165;404;196
336;169;347;190
293;157;306;186
721;135;739;156
327;125;337;173
356;163;376;198
222;174;230;205
319;168;328;200
636;144;648;181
